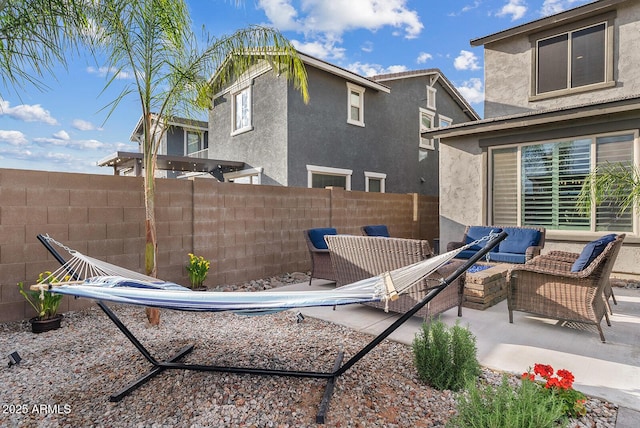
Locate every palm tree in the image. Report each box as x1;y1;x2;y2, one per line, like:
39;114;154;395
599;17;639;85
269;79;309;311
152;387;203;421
577;162;640;221
93;0;308;323
0;0;87;93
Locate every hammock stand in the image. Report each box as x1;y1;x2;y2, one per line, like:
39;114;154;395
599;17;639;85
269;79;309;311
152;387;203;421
37;231;507;424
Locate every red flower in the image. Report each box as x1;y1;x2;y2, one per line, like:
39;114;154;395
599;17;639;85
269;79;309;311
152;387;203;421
521;372;535;381
534;363;554;379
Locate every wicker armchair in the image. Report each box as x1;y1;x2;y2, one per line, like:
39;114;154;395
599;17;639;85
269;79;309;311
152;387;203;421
325;235;465;318
304;228;338;285
507;234;625;342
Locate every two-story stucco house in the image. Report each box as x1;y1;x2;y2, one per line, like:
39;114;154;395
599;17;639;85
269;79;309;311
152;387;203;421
424;0;640;275
207;52;479;195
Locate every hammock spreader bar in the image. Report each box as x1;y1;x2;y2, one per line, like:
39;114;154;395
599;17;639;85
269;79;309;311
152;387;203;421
37;231;507;424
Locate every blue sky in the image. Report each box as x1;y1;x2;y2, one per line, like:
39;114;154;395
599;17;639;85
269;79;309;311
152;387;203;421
0;0;592;175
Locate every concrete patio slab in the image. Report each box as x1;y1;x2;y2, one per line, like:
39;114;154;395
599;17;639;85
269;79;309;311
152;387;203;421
288;280;640;418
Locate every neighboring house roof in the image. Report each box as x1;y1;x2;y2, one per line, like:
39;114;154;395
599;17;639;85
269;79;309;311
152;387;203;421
372;69;481;121
129;113;208;142
471;0;627;46
421;94;640;139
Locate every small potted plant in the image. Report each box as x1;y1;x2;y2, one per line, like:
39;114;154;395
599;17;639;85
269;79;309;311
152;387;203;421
18;271;67;333
186;253;211;290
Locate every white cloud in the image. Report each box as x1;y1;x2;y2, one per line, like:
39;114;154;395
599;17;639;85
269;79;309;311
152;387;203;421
416;52;433;64
540;0;588;16
86;66;133;80
361;41;374;53
72;119;102;131
259;0;423;39
496;0;527;21
454;50;481;71
34;136;111;150
0;130;29;145
348;62;407;77
0;98;58;125
53;130;70;140
456;78;484;104
292;39;346;60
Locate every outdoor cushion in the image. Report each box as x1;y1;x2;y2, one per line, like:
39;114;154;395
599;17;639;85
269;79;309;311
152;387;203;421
363;225;390;237
456;249;481;260
308;228;337;250
499;227;541;254
465;226;502;251
486;252;527;264
571;234;617;272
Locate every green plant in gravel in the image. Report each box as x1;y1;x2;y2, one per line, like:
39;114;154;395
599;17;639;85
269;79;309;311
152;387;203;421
412;318;480;391
448;375;568;428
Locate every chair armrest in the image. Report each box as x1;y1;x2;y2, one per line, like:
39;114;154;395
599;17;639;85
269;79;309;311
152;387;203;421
525;245;543;261
447;241;464;252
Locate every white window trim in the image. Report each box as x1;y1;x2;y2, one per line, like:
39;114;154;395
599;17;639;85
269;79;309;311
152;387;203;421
224;167;263;184
346;82;365;127
306;164;352;190
426;86;437;110
184;130;206;157
230;85;253;136
438;114;452;128
365;171;386;193
419;108;435;150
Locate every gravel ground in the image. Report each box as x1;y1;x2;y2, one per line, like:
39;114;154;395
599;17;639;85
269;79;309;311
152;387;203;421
1;273;618;427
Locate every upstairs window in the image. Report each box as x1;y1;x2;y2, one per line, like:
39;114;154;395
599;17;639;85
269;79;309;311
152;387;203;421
185;130;206;156
347;82;365;127
419;108;435;150
535;22;608;95
231;86;252;135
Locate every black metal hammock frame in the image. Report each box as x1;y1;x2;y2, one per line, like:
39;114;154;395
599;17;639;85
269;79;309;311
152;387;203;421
38;231;507;424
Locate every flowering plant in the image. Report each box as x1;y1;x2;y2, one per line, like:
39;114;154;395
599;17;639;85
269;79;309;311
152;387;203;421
17;271;68;320
522;363;587;417
186;253;210;288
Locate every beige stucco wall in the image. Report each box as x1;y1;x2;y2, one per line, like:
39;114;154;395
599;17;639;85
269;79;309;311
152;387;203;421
484;0;640;118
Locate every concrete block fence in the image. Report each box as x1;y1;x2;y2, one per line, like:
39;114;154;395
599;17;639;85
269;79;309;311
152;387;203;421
0;168;438;322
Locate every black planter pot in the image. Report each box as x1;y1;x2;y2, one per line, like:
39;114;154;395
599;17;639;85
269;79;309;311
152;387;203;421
30;314;63;334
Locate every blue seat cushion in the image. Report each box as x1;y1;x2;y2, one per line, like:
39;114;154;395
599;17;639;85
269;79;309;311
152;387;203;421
308;228;337;250
499;228;541;254
487;252;527;264
456;249;479;260
466;226;502;251
363;225;390;237
571;234;617;272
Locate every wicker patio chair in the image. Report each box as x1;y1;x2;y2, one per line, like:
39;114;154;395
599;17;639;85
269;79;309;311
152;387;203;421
325;234;464;318
304;228;338;286
507;234;625;342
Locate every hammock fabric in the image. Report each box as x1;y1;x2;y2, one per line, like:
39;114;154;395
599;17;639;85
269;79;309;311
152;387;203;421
40;238;470;315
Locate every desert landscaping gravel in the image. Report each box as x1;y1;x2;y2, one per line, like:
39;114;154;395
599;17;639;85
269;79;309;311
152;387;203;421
1;273;618;427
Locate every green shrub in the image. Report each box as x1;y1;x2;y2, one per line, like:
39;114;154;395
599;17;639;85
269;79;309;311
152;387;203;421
412;318;480;391
448;375;568;428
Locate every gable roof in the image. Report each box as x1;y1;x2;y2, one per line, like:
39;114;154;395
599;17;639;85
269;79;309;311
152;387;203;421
129;113;208;142
471;0;628;46
371;69;481;121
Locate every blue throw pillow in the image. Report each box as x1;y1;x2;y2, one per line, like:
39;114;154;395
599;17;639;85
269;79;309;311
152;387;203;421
571;234;617;272
308;228;337;250
499;228;541;254
363;225;390;237
465;226;502;251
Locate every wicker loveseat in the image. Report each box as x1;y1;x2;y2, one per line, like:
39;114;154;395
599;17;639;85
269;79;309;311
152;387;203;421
325;235;465;318
507;234;625;342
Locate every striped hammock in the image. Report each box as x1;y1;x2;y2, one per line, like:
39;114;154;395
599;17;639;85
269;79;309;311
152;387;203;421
36;234;488;315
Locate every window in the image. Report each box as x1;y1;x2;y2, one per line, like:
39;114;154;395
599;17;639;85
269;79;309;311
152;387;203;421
439;114;452;128
419;108;435;150
365;172;386;193
185;130;206;157
535;22;608;95
231;86;252;135
426;86;437;110
347;82;365;127
307;165;352;190
490;132;636;233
